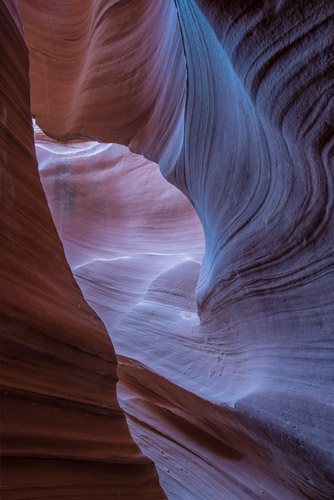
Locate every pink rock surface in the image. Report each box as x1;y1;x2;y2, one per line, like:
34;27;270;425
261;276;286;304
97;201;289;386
18;0;186;169
36;126;203;270
8;0;334;498
36;112;333;498
0;2;165;498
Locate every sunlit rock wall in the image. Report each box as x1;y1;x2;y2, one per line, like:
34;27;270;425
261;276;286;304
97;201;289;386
17;0;334;498
0;2;165;498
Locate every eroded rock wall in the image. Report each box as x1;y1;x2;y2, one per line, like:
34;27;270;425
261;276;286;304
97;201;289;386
172;0;334;493
17;0;186;170
0;2;165;498
14;0;334;498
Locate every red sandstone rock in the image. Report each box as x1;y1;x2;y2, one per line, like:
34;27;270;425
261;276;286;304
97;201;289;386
0;2;165;498
5;0;334;498
18;0;186;170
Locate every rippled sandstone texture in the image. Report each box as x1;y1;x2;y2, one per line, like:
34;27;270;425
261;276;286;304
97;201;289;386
0;2;165;498
18;0;186;171
14;0;334;499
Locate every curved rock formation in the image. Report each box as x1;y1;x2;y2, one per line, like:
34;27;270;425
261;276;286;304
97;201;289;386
35;125;204;270
0;2;165;498
8;0;334;498
17;0;186;169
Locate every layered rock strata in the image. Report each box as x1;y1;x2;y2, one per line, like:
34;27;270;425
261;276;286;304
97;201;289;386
0;2;165;498
17;0;186;170
14;0;334;498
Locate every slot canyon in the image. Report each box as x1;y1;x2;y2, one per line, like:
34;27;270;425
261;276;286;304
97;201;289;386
1;0;333;498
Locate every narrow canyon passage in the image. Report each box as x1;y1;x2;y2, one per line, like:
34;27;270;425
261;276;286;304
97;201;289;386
35;123;212;498
35;122;325;500
2;0;333;498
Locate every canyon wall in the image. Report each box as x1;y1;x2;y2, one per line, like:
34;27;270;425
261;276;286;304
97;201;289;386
5;0;334;498
17;0;186;170
0;1;165;498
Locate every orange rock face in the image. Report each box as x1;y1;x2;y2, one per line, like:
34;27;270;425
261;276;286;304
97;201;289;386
18;0;186;169
2;0;334;498
0;2;165;498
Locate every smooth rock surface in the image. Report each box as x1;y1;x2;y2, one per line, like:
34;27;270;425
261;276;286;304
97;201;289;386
0;2;165;498
18;0;186;170
13;0;334;498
